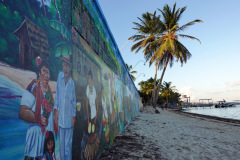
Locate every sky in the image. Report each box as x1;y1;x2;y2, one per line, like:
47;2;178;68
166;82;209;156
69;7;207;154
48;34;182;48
98;0;240;103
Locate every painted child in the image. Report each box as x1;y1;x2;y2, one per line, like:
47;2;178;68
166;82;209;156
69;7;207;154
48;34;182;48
43;131;56;160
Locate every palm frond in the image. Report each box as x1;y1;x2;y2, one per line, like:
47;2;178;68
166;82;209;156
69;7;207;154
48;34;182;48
137;17;147;27
131;40;144;52
168;54;174;68
155;41;167;57
135;35;149;41
179;34;201;44
167;38;175;51
131;71;137;74
128;34;145;41
178;19;203;32
174;40;192;65
149;53;159;66
170;24;179;32
132;22;143;29
158;8;167;24
176;6;187;22
172;3;177;15
131;75;136;81
140;35;155;47
126;63;129;70
156;52;169;69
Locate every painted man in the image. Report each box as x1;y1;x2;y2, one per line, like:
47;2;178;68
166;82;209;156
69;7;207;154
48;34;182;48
54;55;76;160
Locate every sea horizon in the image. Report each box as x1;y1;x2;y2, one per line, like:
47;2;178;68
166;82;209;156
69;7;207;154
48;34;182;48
184;105;240;120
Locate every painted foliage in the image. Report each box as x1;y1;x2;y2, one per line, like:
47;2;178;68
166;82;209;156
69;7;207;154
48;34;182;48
0;0;141;159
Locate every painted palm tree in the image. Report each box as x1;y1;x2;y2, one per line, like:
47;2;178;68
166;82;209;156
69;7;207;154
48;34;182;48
41;0;47;16
54;0;61;22
126;64;137;81
150;3;202;107
128;11;161;104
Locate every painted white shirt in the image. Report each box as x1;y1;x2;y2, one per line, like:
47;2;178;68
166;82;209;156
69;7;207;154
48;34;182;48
108;79;112;113
54;72;76;128
86;84;96;119
102;96;108;119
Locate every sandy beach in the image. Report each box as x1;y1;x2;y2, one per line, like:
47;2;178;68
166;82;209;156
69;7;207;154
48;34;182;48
99;107;240;160
0;61;56;95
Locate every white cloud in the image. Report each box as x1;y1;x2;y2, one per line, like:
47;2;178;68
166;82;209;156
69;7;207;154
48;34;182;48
179;87;197;102
224;81;230;86
177;80;240;103
224;80;240;87
233;81;240;86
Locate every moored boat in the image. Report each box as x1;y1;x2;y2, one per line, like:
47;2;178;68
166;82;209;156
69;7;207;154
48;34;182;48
215;101;236;108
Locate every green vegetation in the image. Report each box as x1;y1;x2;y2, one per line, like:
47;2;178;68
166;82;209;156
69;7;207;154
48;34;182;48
126;63;137;81
160;81;180;105
129;11;160;105
129;3;202;107
0;0;69;80
138;78;181;106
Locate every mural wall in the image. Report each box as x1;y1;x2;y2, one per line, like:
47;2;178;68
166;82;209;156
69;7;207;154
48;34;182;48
0;0;142;159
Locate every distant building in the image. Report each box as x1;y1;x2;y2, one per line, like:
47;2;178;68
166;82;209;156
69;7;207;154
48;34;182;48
13;18;50;69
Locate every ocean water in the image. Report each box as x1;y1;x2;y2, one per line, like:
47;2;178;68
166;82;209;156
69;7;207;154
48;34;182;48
184;105;240;120
0;75;27;159
0;75;60;159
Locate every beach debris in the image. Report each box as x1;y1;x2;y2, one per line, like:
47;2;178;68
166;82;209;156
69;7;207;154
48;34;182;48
142;105;159;114
143;153;152;158
99;122;163;160
155;109;160;114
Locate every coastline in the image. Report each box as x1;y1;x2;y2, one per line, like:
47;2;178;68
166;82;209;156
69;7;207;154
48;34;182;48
173;109;240;125
99;107;240;160
0;61;56;96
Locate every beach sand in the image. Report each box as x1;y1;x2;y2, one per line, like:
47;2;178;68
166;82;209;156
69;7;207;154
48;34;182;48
99;107;240;160
0;61;56;95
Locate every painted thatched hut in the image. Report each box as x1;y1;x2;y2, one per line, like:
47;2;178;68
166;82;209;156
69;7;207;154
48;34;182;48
13;18;50;69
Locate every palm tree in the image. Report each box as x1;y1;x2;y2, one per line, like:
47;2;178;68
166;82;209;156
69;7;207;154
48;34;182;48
160;81;176;105
128;11;161;105
126;64;137;81
150;3;202;107
169;91;181;104
139;78;161;104
139;78;154;95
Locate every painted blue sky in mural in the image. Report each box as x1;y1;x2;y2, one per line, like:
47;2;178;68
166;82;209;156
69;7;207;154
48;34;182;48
98;0;240;102
37;0;51;7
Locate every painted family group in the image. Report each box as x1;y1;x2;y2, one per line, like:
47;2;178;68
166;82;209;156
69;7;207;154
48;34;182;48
19;55;76;160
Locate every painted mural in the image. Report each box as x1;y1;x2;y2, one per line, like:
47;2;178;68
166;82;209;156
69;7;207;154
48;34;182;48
0;0;142;159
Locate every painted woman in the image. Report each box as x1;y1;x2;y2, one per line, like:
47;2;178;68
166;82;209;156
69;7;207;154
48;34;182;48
19;56;55;159
101;85;109;143
81;68;101;160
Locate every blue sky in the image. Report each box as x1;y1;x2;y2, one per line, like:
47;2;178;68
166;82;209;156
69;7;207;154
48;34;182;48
98;0;240;102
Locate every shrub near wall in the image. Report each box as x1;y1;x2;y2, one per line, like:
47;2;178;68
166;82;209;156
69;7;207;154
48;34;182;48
0;0;141;159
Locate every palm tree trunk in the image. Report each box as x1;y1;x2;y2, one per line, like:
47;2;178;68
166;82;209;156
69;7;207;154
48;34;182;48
152;62;158;107
54;0;61;22
153;56;170;108
167;94;169;108
41;0;47;16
